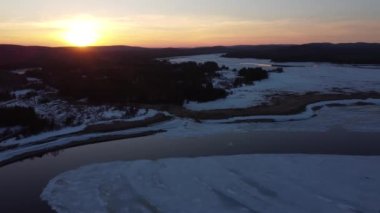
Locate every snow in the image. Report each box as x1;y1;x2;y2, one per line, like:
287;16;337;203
11;89;34;98
169;54;380;110
100;110;126;119
10;67;42;75
124;109;161;121
207;98;380;124
1;99;380;164
10;68;31;75
230;103;380;133
1;109;161;147
5;89;141;128
41;154;380;213
2;125;86;146
157;101;380;139
0;124;164;163
26;77;42;83
77;109;161;126
3;79;147;129
3;58;378;212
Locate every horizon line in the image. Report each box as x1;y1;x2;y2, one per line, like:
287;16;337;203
0;41;379;49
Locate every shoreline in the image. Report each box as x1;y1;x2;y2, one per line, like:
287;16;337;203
0;130;165;168
164;92;380;120
1;92;380;167
0;113;172;150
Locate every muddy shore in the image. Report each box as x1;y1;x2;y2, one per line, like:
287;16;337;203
163;92;380;120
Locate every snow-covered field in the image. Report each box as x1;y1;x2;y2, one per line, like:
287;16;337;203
1;55;380;165
41;154;380;213
0;82;158;145
1;68;153;131
2;55;380;148
169;54;380;110
4;88;144;127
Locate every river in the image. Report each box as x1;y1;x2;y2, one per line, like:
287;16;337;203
1;128;380;212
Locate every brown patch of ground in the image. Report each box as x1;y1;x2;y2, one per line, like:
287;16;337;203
160;91;380;120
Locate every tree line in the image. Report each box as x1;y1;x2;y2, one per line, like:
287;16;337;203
26;59;228;105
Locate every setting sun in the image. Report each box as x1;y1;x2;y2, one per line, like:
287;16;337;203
64;19;100;47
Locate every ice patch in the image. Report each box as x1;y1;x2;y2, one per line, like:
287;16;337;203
41;154;380;213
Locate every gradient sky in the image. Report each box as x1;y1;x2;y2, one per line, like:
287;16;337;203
1;0;380;47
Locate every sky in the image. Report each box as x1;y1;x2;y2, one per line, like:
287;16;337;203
1;0;379;47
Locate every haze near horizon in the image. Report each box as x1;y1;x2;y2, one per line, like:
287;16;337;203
1;0;380;47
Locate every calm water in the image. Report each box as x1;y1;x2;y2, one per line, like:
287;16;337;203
1;130;380;212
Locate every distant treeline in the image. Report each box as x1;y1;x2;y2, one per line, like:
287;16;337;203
1;43;380;70
26;60;227;105
233;67;269;87
224;43;380;64
0;45;229;70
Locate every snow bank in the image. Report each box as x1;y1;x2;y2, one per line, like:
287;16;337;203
2;125;86;146
0;125;164;163
41;154;380;213
169;54;380;110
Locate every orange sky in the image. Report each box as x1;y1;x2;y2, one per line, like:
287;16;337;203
1;0;379;47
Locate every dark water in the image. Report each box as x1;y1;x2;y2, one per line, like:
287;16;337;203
1;130;380;212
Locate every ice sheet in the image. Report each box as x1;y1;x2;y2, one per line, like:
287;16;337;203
42;154;380;213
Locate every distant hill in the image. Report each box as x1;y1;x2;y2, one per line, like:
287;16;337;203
224;43;380;64
1;43;380;69
0;45;229;69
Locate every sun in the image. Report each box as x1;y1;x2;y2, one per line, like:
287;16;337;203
64;19;100;47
